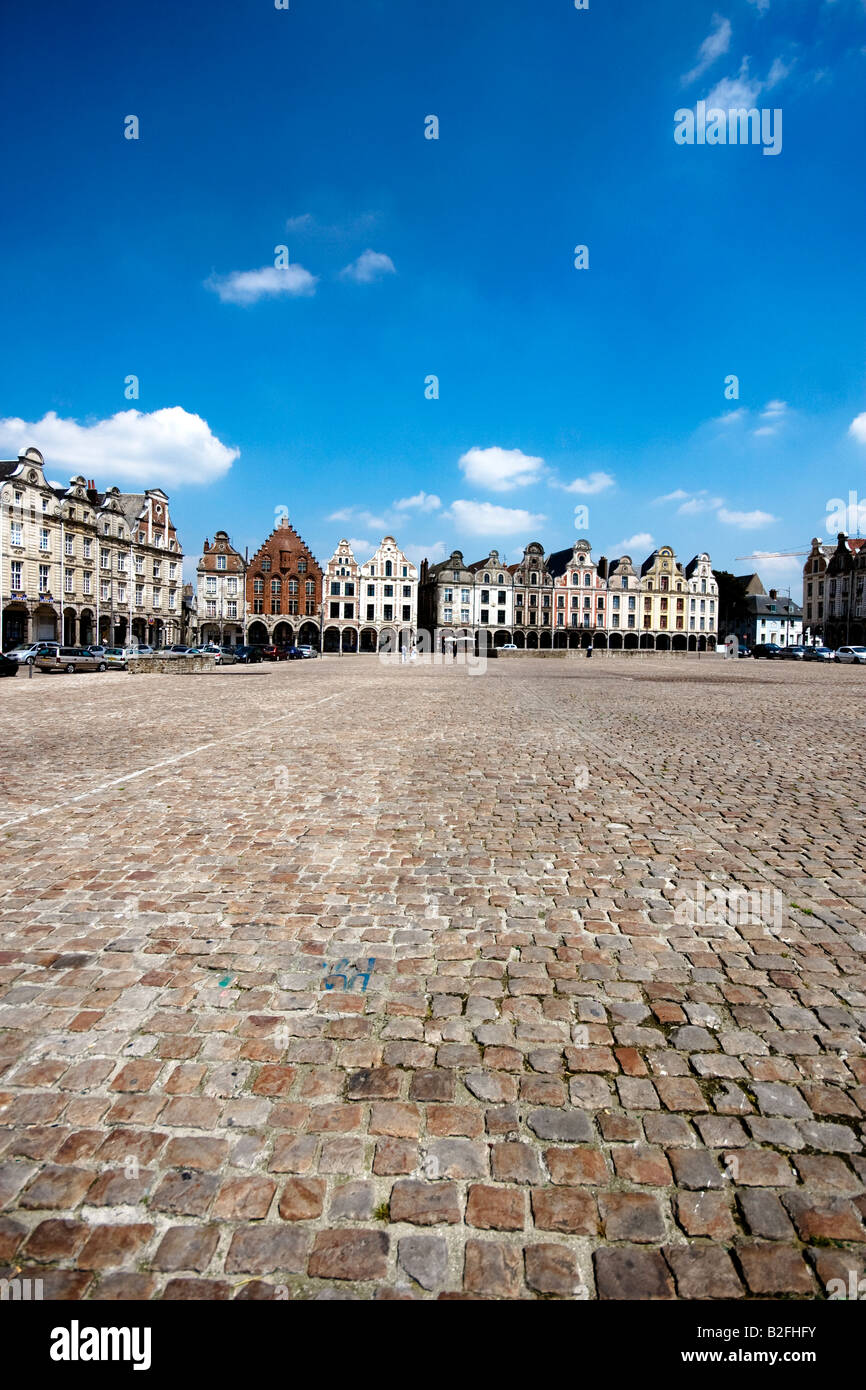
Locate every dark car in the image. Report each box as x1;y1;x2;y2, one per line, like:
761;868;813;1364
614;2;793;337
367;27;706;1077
752;643;783;659
803;646;834;662
258;645;281;661
782;645;807;660
281;646;305;660
0;653;18;677
234;645;264;664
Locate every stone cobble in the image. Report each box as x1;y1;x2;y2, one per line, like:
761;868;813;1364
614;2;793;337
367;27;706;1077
0;658;864;1298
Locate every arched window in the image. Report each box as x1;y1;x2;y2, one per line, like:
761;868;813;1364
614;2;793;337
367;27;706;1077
483;573;490;583
262;555;271;572
289;579;299;595
497;574;504;584
530;573;537;585
305;579;315;595
271;578;281;595
253;577;264;595
584;573;591;586
572;573;579;585
385;560;393;577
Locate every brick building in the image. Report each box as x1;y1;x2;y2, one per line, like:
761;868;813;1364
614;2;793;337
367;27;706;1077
245;516;322;648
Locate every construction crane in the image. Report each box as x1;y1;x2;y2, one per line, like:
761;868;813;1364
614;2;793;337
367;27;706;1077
734;545;810;563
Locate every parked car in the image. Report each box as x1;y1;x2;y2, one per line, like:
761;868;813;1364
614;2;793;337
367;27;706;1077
84;645;107;657
213;646;238;665
297;645;316;659
4;641;59;665
803;646;834;662
35;647;107;673
782;645;807;660
0;653;19;677
752;643;783;659
132;644;155;657
256;645;281;661
234;645;264;664
835;645;866;664
500;643;518;651
102;646;130;668
279;646;305;660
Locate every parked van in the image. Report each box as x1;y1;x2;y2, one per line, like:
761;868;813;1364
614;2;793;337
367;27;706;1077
35;647;107;674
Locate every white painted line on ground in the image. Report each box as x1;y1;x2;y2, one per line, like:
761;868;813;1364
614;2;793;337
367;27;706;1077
0;691;341;829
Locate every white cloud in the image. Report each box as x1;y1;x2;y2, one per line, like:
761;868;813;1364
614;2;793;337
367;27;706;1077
405;541;446;568
394;490;441;512
752;426;778;437
717;507;777;528
746;0;770;12
655;488;689;502
327;507;389;531
766;57;793;88
678;493;724;515
761;399;788;418
748;551;801;578
339;250;396;284
0;408;238;488
458;446;544;492
555;470;614;495
206;263;317;305
715;409;745;426
683;15;732;85
847;413;866;444
447;500;546;536
612;532;654;556
705;60;763;111
346;537;373;557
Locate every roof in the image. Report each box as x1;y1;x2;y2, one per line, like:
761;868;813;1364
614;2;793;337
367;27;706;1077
547;546;581;577
746;594;803;617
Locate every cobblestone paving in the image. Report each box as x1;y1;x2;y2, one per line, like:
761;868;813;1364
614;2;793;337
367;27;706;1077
1;657;864;1300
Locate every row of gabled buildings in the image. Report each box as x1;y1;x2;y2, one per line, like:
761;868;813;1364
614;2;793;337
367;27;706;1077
802;534;866;648
0;447;184;650
195;524;720;652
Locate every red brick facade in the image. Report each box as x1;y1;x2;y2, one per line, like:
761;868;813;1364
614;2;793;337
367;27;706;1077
245;516;323;647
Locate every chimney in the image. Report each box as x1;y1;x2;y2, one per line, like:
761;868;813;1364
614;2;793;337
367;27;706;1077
769;588;778;600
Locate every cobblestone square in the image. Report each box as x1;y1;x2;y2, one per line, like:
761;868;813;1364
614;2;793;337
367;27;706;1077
1;657;864;1300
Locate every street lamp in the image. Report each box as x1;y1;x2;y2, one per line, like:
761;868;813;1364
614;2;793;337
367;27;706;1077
318;599;324;657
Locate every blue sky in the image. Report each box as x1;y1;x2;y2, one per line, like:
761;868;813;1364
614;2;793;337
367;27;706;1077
1;0;865;587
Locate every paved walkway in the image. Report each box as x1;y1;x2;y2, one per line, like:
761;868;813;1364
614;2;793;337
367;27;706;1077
0;657;864;1299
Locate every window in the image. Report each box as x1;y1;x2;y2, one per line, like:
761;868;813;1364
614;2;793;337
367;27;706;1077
331;581;341;595
384;604;393;621
402;605;410;621
345;603;354;619
298;559;307;573
38;563;50;591
452;570;459;580
385;561;392;577
39;527;50;551
41;499;48;513
557;595;564;608
118;584;126;603
103;522;110;535
305;600;315;615
444;606;453;622
253;578;264;595
227;601;237;619
10;560;22;589
584;573;591;586
305;579;315;596
612;596;620;609
83;572;91;595
206;577;217;595
100;549;110;569
330;602;340;618
64;533;74;555
483;573;490;584
83;537;92;559
384;584;393;597
611;614;619;627
100;580;110;601
271;578;281;595
345;582;355;596
401;585;409;598
262;555;271;572
402;565;408;578
153;589;162;609
135;585;144;607
444;588;453;602
461;608;470;623
64;569;74;594
461;589;470;604
135;555;144;574
621;576;628;588
481;589;490;604
153;562;161;579
13;490;22;505
542;594;550;608
206;600;216;618
498;591;506;604
168;591;177;610
289;579;299;596
572;573;579;585
227;577;237;594
10;521;22;546
498;609;506;624
480;609;489;624
216;554;226;570
367;603;375;620
117;553;126;571
169;562;177;580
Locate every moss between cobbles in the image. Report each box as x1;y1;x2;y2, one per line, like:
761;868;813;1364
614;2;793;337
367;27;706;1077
372;1201;390;1223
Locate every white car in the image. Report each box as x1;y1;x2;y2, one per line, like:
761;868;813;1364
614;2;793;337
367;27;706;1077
834;645;866;664
5;641;59;665
500;643;518;650
297;645;316;659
